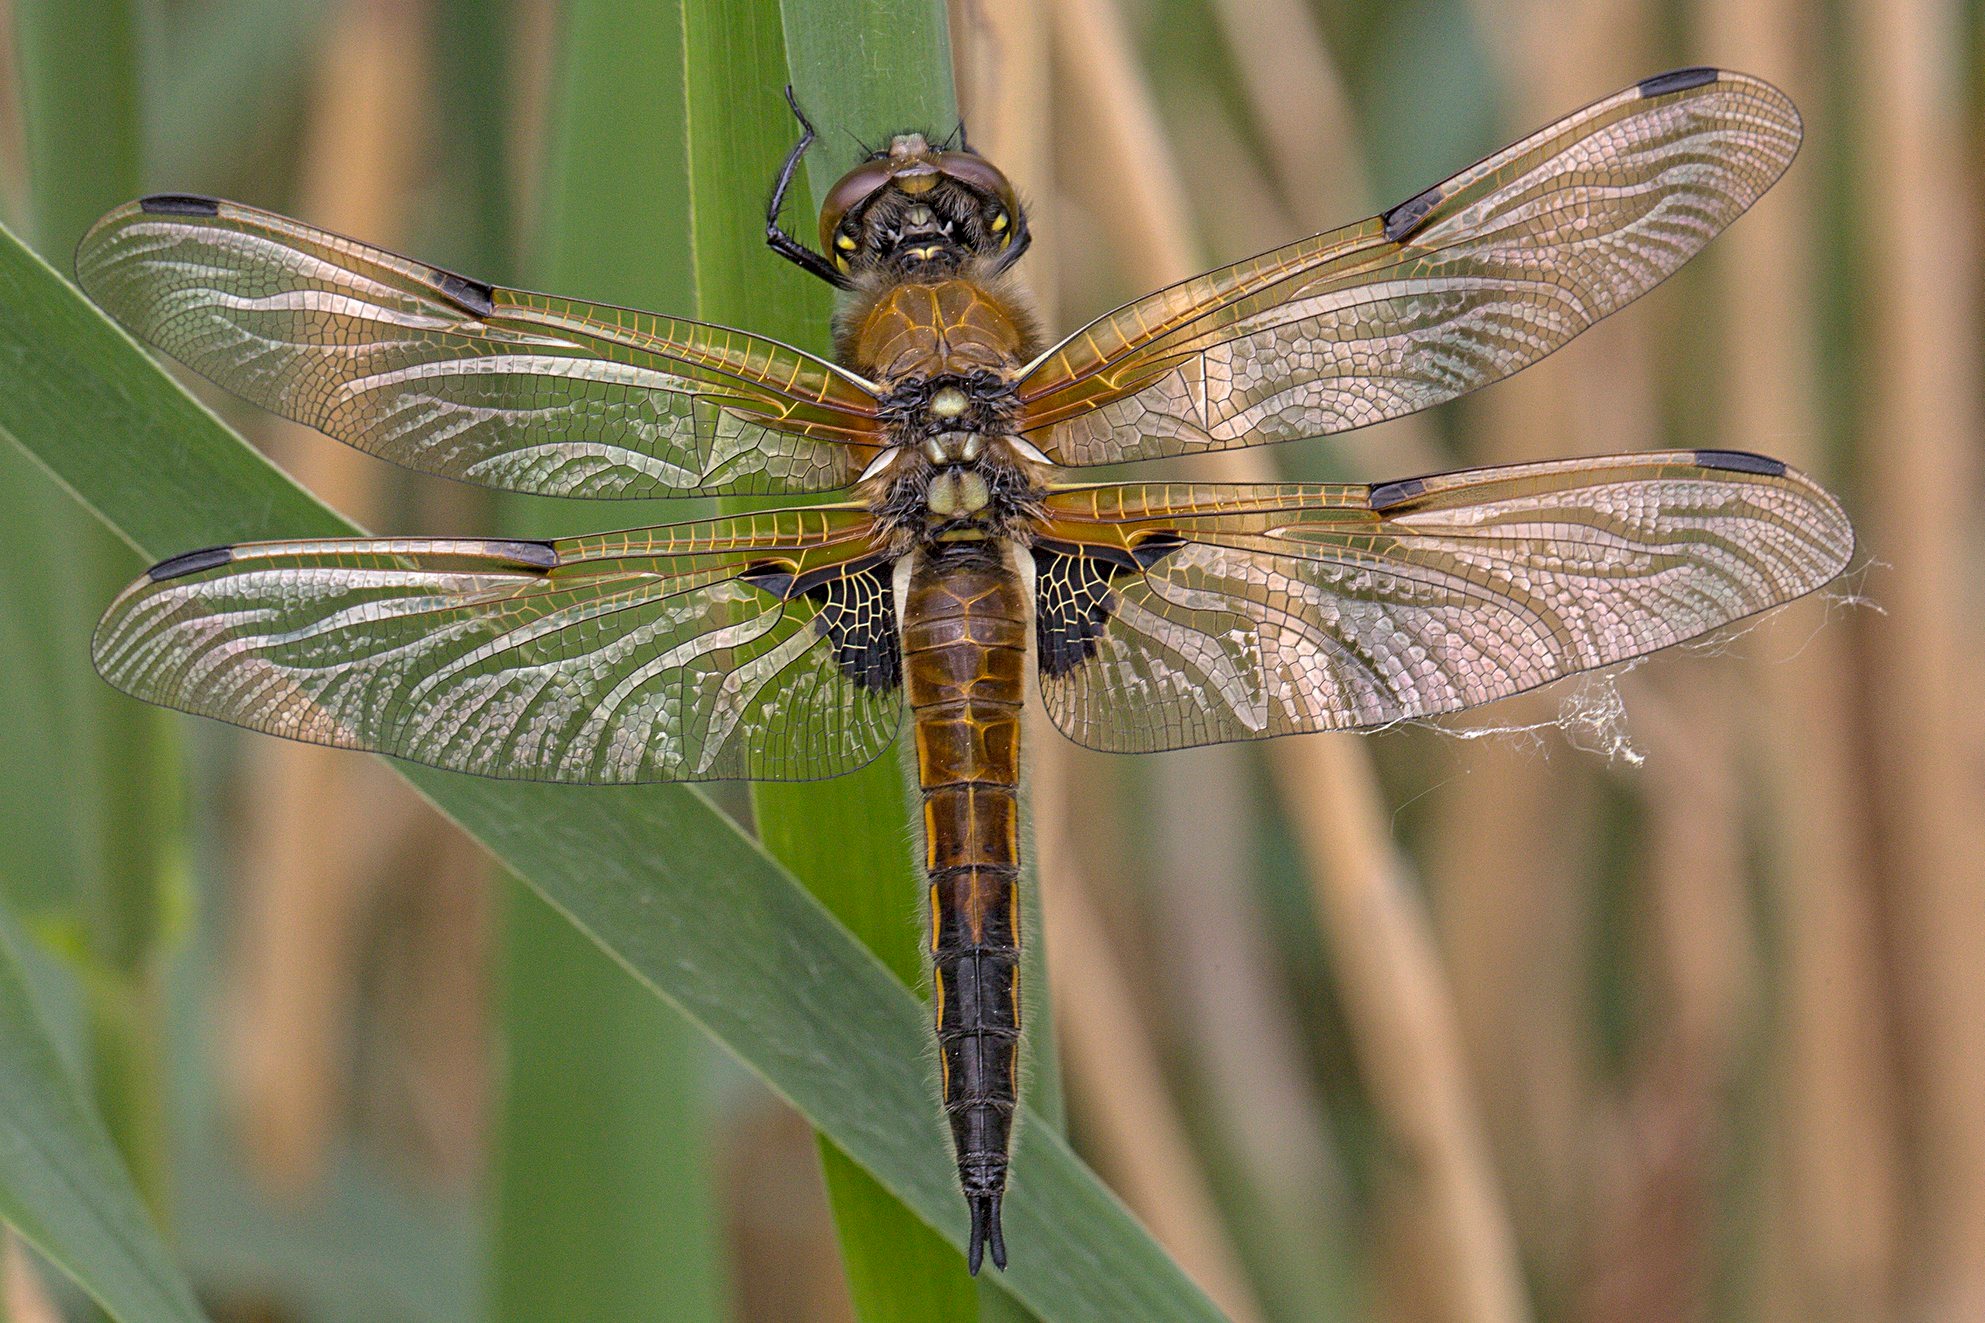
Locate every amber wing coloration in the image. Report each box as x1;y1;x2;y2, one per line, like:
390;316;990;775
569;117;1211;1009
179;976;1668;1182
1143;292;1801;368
75;196;885;498
1032;451;1852;753
91;509;902;783
1017;69;1801;465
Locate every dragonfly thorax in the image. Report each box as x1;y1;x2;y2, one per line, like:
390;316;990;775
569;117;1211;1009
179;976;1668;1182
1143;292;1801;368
861;430;1048;546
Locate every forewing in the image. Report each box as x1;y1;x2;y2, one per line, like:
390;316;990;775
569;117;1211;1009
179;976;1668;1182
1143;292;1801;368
93;510;904;783
1033;452;1852;752
76;196;884;497
1019;69;1800;464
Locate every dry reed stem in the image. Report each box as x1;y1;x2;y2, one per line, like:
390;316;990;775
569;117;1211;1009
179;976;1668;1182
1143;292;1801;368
1447;8;1761;1309
2;1234;59;1323
228;0;430;1195
722;1103;859;1323
1051;2;1530;1319
1700;5;1905;1316
950;0;1056;325
1033;765;1267;1322
1576;673;1750;1321
1145;745;1352;1271
1435;19;1653;1284
1432;0;1651;1297
1846;1;1985;1316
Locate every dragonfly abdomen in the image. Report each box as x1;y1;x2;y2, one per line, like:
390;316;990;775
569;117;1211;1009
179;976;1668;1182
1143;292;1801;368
902;540;1028;1274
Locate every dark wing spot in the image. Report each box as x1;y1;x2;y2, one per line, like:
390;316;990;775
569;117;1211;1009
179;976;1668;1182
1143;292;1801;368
1638;67;1719;98
1368;476;1429;511
482;539;559;570
1033;535;1187;677
433;270;496;318
1693;449;1786;476
138;194;221;217
1382;185;1444;243
744;556;902;691
147;545;234;581
809;559;902;691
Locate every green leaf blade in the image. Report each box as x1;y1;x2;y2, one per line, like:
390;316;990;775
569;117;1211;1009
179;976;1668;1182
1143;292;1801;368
0;921;205;1322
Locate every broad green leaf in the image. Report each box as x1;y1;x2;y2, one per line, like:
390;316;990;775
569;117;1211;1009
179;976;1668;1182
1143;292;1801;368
488;6;726;1319
0;211;1222;1323
13;0;179;1227
0;917;204;1322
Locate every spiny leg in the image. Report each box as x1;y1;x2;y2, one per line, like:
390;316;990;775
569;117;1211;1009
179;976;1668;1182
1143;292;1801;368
765;85;851;289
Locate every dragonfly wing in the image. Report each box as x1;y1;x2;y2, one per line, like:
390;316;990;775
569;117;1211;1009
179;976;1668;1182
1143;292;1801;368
77;197;884;498
94;510;904;782
1018;69;1800;465
1032;452;1852;752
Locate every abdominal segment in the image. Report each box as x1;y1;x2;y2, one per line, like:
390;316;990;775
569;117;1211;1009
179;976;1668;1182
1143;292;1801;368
902;539;1029;1271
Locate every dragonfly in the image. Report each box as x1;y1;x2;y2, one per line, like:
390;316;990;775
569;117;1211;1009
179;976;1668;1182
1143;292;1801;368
80;67;1851;1273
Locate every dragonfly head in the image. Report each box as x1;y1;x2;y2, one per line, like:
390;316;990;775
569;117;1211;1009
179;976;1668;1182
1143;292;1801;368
819;135;1028;279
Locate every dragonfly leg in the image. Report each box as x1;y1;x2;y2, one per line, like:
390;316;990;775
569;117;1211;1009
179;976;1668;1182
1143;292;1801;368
766;86;853;290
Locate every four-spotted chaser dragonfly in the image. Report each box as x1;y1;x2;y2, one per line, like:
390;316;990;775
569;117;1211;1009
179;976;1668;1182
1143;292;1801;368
79;67;1851;1272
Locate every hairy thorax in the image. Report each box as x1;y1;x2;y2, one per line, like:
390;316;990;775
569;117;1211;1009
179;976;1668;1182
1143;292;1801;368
842;266;1052;549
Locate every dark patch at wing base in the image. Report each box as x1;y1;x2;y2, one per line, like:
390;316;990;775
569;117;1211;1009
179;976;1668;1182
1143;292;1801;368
147;545;234;581
1032;534;1186;676
811;561;901;691
1639;67;1719;98
743;556;902;692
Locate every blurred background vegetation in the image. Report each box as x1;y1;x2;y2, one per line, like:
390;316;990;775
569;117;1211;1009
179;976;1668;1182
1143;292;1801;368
0;0;1979;1320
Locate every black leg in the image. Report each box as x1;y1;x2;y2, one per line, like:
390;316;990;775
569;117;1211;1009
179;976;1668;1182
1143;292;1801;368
767;86;852;290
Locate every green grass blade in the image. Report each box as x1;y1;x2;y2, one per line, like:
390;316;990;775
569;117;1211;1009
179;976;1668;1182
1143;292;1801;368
0;213;1223;1321
488;6;726;1319
12;0;179;1227
0;917;204;1322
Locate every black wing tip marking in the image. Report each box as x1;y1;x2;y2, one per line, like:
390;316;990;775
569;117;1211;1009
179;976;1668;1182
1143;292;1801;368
147;545;234;581
484;539;559;570
1368;476;1429;511
1693;449;1787;476
138;193;222;217
1382;185;1445;243
434;270;497;318
1638;67;1721;98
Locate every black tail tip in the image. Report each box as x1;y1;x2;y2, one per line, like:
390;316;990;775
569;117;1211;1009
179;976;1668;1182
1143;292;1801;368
966;1192;1007;1274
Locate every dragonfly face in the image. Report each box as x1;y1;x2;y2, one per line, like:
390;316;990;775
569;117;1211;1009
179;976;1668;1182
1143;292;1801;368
75;67;1853;1276
817;133;1026;278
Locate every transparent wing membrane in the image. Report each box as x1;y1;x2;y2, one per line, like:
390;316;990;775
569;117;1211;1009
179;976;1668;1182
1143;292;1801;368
1032;451;1852;753
76;197;884;498
92;511;904;783
1018;70;1801;465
